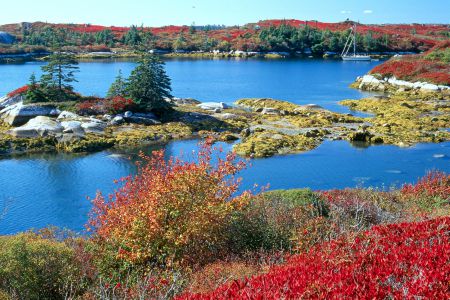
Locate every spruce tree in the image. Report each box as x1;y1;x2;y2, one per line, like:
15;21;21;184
107;70;127;98
40;51;79;101
126;54;172;114
25;73;45;103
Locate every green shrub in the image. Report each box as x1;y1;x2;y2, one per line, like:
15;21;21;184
0;233;87;300
227;189;327;253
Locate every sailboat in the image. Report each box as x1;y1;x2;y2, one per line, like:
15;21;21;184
341;24;371;61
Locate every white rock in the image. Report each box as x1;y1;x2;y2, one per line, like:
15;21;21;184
0;94;24;109
261;107;280;115
81;120;106;134
421;83;439;91
57;111;80;120
124;111;133;118
197;102;230;110
214;113;239;120
60;121;83;134
8;116;63;138
361;75;381;85
0;102;59;126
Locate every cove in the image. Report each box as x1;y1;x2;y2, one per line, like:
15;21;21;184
0;58;448;235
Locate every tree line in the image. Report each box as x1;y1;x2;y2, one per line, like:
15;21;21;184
18;23;400;54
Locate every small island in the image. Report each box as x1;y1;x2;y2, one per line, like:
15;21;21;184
1;48;449;158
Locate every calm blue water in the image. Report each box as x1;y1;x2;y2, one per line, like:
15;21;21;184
0;58;448;234
0;58;378;113
0;140;449;234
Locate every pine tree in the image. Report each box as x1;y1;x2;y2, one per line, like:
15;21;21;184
40;51;79;101
126;55;172;114
25;73;46;103
107;70;128;98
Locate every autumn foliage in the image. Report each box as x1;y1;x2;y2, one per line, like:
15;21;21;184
6;85;29;97
88;139;250;267
370;41;450;85
401;170;450;200
181;216;450;299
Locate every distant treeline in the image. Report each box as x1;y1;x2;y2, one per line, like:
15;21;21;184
2;20;448;55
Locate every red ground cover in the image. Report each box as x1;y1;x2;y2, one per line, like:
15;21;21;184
180;217;450;299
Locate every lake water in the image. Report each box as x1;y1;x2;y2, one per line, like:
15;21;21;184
0;58;449;234
0;58;377;113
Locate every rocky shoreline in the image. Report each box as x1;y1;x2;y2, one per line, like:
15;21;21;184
2;83;449;159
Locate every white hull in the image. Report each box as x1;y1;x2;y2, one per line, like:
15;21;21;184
342;55;371;61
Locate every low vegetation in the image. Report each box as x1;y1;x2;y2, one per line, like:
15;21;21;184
369;41;450;85
341;92;450;146
0;140;448;299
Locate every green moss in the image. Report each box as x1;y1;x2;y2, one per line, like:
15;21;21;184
113;122;193;146
341;95;450;145
236;98;298;113
0;135;57;155
57;135;115;153
234;130;318;158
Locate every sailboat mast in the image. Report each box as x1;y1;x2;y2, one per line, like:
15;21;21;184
353;24;356;56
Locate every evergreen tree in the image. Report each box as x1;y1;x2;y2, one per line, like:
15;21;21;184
107;70;127;98
40;51;79;101
25;73;46;103
123;25;142;46
126;55;172;114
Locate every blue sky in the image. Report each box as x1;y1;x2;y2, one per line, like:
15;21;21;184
2;0;449;26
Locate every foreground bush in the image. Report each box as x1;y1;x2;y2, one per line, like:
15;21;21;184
88;139;250;271
0;233;88;300
181;216;450;299
401;170;449;212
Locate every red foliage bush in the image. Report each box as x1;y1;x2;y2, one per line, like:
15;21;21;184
180;217;450;299
103;96;136;114
76;98;104;115
76;96;136;115
7;85;29;97
401;171;450;200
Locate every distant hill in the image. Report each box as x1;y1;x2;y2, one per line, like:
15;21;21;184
0;19;448;54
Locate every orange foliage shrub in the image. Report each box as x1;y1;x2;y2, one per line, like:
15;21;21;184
88;139;251;267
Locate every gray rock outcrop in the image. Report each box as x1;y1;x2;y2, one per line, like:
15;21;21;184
0;102;60;126
8;116;63;138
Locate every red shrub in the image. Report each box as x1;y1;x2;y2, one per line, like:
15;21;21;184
76;96;136;115
180;217;450;299
76;98;104;115
103;96;136;114
401;171;450;200
7;85;29;97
